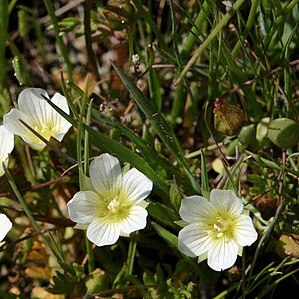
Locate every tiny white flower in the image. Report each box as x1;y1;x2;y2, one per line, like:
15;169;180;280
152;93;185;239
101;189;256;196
178;189;258;271
3;88;72;151
0;125;14;177
67;153;153;247
132;54;140;65
0;214;12;242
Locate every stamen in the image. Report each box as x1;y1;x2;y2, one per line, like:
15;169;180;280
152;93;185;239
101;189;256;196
107;198;120;213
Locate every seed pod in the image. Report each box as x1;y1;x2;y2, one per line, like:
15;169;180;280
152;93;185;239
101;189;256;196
267;118;299;149
213;98;246;136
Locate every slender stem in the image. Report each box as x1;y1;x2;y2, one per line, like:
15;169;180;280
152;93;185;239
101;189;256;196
180;1;209;62
127;27;134;66
176;0;246;85
126;232;138;276
232;0;259;58
84;98;93;176
264;0;299;47
85;236;94;273
171;1;209;123
8;0;17;14
43;0;73;80
249;151;286;278
84;0;100;80
132;0;166;48
0;0;8;87
170;80;185;124
4;164;63;263
83;97;94;273
4;165;40;232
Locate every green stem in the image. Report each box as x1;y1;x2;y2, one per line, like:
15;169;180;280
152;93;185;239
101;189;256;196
264;0;299;47
0;0;8;87
84;98;95;274
4;164;63;263
84;98;93;176
170;82;184;124
0;27;22;56
176;0;246;84
231;0;259;58
85;236;94;273
126;232;138;276
249;152;287;278
84;0;100;80
132;0;166;48
43;0;73;80
77;89;88;189
5;165;40;232
180;1;209;62
127;27;134;66
8;0;17;14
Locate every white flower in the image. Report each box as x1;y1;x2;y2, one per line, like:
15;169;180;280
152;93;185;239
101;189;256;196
0;214;12;242
178;189;258;271
67;153;153;247
0;125;14;177
3;88;72;151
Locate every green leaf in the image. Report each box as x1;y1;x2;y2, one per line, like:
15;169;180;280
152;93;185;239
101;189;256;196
110;62;185;161
40;95;168;197
111;61;201;193
200;150;210;193
148;202;179;230
85;268;110;295
152;222;178;250
91;108;176;176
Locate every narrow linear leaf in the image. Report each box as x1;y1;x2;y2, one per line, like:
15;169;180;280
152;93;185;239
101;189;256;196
84;125;168;195
111;61;185;160
111;61;201;193
18;119;77;165
91;108;176;175
176;0;246;84
147;202;179;230
40;94;168;197
151;222;178;249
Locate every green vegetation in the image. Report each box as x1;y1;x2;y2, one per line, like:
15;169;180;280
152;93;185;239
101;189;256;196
0;0;298;298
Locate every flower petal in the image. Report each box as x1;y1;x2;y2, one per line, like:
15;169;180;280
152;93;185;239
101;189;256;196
122;168;153;203
87;218;121;246
3;109;35;141
4;109;46;150
179;196;212;223
18;88;50;127
178;223;212;257
51;92;72;141
120;205;148;234
210;189;243;217
0;126;14;177
51;92;70;115
0;214;12;242
207;238;239;271
0;125;14;157
235;214;258;246
67;191;101;224
89;154;122;196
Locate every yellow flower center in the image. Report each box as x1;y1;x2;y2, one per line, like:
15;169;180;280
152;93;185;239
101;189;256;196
99;190;132;223
30;123;60;143
208;214;237;241
107;198;120;213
